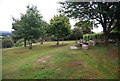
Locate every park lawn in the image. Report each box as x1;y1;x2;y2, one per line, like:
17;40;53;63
2;41;119;79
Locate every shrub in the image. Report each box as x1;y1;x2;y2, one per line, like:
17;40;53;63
2;39;14;48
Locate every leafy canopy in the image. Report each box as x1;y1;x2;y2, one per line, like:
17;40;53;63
75;20;93;34
59;2;120;43
59;2;120;32
12;5;43;40
50;14;71;40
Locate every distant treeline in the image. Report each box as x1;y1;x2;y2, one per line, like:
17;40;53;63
0;31;12;36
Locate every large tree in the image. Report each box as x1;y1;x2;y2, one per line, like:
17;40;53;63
49;14;71;45
12;5;43;49
59;2;120;44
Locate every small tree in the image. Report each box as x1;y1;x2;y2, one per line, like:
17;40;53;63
50;14;71;45
72;27;83;42
12;5;43;49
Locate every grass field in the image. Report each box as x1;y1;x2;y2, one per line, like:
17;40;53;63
2;41;119;79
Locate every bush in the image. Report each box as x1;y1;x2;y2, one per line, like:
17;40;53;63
2;39;14;48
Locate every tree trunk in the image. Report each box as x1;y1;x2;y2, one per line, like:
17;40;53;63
57;39;59;45
24;38;27;47
29;39;32;49
75;37;78;43
41;37;44;44
103;32;109;44
62;38;64;44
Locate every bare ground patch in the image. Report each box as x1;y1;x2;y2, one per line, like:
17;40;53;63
12;50;29;54
37;55;53;63
10;67;19;71
50;44;68;48
71;60;84;69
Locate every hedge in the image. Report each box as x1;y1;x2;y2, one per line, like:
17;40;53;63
83;31;120;42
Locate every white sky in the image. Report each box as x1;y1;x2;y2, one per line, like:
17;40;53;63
0;0;102;33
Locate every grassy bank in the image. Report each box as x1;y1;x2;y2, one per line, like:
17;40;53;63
2;41;118;79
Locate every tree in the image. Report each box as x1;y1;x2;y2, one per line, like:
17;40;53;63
12;5;43;49
72;27;83;42
50;14;71;45
75;20;93;34
59;2;120;44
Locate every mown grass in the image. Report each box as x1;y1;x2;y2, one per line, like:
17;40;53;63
2;41;119;79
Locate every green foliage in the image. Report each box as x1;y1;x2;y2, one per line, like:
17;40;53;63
75;20;93;34
2;38;14;48
40;21;49;36
13;39;29;47
83;32;120;42
59;2;120;44
39;21;49;44
23;5;43;40
83;33;103;41
12;5;43;48
49;14;71;44
72;27;83;40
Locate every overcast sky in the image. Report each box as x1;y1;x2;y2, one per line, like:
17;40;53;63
0;0;102;33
